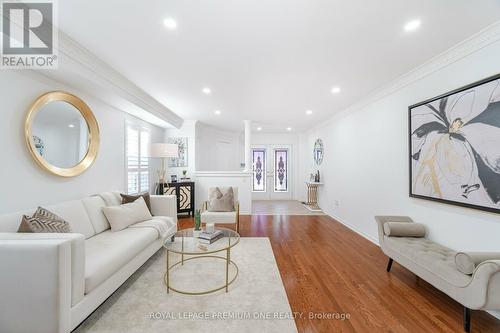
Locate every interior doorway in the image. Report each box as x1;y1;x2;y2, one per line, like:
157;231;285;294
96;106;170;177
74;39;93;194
251;145;292;200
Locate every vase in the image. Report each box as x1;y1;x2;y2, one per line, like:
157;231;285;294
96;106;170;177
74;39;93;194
194;209;201;231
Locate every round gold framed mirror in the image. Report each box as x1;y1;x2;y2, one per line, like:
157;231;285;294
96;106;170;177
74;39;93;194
25;91;100;177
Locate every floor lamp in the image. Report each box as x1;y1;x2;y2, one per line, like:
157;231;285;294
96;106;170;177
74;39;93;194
149;143;179;195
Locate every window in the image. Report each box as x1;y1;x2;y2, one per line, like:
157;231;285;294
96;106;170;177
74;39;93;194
126;125;150;194
274;149;288;192
252;148;266;192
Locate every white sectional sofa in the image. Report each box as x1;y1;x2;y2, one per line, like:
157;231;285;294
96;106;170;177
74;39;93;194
0;192;177;333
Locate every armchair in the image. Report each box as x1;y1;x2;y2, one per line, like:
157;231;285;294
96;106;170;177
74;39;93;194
200;187;240;232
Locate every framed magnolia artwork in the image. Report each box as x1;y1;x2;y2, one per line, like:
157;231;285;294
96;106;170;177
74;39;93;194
409;73;500;214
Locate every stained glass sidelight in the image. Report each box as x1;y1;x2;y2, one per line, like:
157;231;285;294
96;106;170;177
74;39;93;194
252;149;266;192
274;149;288;192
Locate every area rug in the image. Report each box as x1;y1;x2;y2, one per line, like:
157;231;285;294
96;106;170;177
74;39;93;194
75;237;297;333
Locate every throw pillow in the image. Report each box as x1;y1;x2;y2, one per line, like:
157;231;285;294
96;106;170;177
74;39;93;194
121;192;152;213
18;207;72;233
383;222;426;237
102;196;152;232
455;252;500;275
208;187;235;212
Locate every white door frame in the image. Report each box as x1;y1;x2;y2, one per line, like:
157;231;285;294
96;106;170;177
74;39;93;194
251;144;293;200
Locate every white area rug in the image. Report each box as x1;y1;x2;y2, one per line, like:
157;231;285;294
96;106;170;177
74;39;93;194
75;238;297;333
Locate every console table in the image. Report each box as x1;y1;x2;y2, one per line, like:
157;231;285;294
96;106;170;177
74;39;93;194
305;182;323;212
164;181;195;216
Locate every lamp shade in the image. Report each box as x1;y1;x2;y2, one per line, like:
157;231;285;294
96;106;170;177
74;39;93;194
149;143;179;158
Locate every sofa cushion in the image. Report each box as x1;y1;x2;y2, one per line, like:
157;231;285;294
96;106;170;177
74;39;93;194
84;227;158;294
121;193;152;213
201;211;237;224
102;197;152;232
45;200;95;239
208;187;235;212
98;191;122;206
384;236;472;287
82;196;110;234
383;222;426;237
455;252;500;275
18;207;71;233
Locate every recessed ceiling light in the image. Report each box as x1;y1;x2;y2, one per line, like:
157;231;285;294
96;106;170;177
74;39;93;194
202;87;211;95
286;127;292;131
256;127;262;131
68;124;75;128
214;110;221;115
404;19;421;32
331;86;341;94
306;110;313;115
163;18;177;30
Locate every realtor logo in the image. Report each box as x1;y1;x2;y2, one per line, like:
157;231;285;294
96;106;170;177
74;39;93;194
1;0;58;69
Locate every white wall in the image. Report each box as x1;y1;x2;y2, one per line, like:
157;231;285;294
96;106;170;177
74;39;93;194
302;39;500;251
0;71;165;214
196;122;244;171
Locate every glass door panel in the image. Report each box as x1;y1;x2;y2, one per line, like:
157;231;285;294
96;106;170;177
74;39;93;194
252;145;292;200
252;149;266;192
274;149;288;192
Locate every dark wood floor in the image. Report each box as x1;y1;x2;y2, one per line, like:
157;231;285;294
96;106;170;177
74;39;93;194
179;214;500;333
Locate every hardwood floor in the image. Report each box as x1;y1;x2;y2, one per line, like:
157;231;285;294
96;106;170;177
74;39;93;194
178;214;500;333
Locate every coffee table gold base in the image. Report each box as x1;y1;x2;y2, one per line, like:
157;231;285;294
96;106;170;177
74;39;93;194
164;253;239;295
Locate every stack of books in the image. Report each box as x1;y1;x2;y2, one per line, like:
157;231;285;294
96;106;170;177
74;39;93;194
198;230;223;244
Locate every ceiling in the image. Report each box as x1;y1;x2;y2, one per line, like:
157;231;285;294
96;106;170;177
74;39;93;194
58;0;500;132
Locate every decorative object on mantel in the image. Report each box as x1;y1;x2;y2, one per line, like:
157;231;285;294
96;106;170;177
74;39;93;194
304;181;323;212
181;169;189;180
167;137;188;167
164;181;195;217
25;91;100;177
149;143;179;195
170;175;178;183
409;73;500;214
313;138;324;165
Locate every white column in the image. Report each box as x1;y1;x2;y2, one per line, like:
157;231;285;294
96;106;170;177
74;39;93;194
244;120;252;172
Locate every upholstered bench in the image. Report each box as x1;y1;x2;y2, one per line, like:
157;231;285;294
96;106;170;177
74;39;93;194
375;216;500;332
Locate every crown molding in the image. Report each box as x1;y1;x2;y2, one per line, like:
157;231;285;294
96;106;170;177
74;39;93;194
24;30;183;129
308;20;500;133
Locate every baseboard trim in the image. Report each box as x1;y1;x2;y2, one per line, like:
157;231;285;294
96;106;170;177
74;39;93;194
487;310;500;321
326;212;379;246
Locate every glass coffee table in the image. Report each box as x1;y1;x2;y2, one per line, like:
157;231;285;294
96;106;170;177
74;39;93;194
163;227;240;295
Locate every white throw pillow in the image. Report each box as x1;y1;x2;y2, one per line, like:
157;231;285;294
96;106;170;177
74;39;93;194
102;197;152;232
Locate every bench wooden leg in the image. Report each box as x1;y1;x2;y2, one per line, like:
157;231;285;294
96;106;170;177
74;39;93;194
464;307;471;332
386;258;393;272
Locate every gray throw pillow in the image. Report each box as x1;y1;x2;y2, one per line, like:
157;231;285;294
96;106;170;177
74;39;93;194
208;187;235;212
383;222;426;237
18;207;71;233
455;252;500;275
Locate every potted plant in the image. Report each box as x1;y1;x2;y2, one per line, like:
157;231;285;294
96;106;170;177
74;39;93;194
193;209;202;237
181;170;187;179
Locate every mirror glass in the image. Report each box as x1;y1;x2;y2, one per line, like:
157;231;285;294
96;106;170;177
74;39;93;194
31;101;89;169
313;139;324;165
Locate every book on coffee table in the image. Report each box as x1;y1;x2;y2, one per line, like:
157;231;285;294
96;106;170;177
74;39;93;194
198;230;224;244
198;233;224;244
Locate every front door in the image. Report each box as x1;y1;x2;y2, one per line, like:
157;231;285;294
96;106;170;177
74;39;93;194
251;145;292;200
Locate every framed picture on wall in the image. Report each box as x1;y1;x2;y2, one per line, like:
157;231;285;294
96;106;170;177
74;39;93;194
167;137;188;167
409;73;500;214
